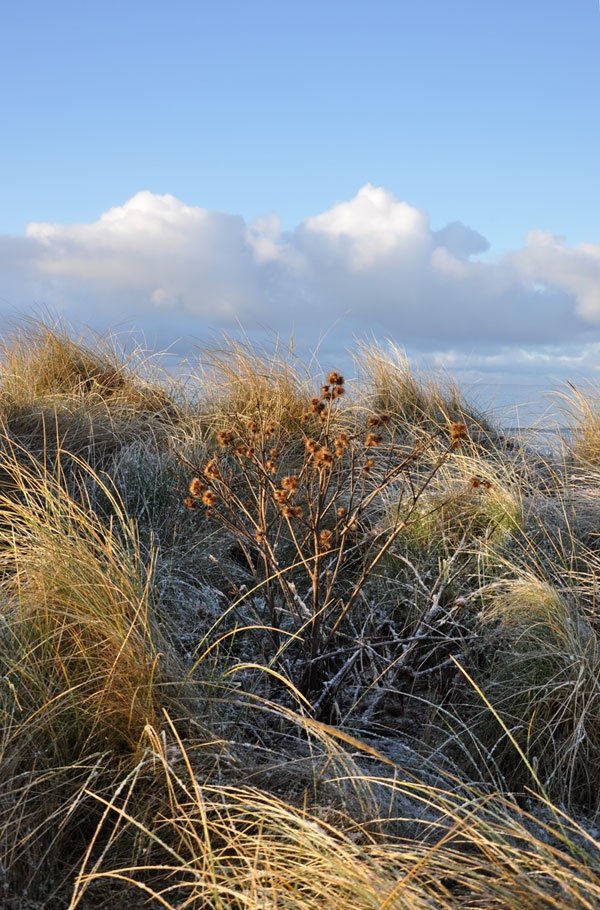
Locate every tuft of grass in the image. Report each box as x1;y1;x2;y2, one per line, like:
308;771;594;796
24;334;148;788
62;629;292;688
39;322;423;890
0;448;169;761
0;445;183;900
71;720;600;910
393;453;521;556
0;319;179;415
356;341;496;446
0;321;182;484
561;381;600;466
192;338;316;435
475;574;600;809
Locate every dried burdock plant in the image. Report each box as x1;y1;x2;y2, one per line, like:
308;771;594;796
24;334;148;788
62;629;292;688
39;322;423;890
186;370;455;699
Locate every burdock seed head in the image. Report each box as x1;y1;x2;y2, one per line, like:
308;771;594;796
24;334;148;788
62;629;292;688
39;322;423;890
318;529;334;551
314;448;333;468
203;459;220;479
216;430;234;447
449;422;468;447
367;414;390;428
189;477;205;498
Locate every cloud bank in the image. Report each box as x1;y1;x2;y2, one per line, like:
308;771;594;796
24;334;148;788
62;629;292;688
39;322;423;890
2;184;600;374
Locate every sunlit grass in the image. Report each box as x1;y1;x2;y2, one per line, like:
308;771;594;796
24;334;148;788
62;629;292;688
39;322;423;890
0;320;599;907
70;719;600;910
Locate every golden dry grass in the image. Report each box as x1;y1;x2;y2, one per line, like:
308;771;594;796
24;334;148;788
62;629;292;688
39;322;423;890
0;448;167;760
70;719;600;910
0;321;599;908
192;338;314;430
355;342;495;444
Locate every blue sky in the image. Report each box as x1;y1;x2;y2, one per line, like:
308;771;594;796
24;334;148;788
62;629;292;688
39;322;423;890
2;0;598;247
1;0;600;408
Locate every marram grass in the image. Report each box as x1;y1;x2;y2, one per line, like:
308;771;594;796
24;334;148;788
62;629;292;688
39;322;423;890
0;319;600;907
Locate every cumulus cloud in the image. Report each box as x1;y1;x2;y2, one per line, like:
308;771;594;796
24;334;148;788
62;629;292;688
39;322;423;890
510;231;600;324
1;184;600;365
24;192;267;323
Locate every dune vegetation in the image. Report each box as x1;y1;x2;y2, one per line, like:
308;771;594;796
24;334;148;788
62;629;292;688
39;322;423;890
0;320;599;908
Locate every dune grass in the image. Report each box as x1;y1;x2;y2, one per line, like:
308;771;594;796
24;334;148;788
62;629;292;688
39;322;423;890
355;342;498;448
69;719;600;910
1;320;600;908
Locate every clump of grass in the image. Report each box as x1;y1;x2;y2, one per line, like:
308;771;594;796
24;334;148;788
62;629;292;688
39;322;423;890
71;720;600;910
0;322;181;484
356;341;496;446
192;338;316;434
0;444;183;900
394;454;521;555
173;340;323;505
0;448;169;761
561;381;600;466
0;319;178;416
475;573;600;810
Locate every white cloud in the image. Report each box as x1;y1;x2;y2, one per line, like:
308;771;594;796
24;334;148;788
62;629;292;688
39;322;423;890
511;231;600;324
300;184;431;269
24;191;266;323
1;184;600;369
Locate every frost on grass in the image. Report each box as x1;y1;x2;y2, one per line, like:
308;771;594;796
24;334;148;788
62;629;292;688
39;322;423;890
0;322;600;908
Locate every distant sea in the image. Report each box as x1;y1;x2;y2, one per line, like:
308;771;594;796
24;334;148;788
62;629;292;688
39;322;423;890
465;380;574;454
